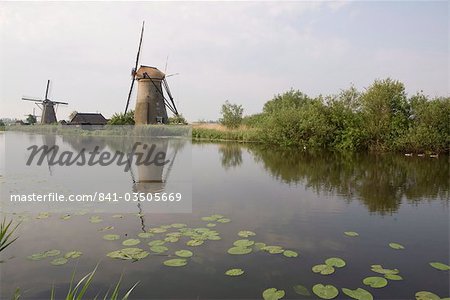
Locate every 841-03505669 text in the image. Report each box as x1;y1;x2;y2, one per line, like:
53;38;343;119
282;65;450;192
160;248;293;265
9;192;182;202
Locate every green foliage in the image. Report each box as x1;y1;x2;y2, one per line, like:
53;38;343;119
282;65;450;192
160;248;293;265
168;114;188;125
26;114;37;125
0;119;5;127
263;89;310;114
220;101;244;129
108;110;135;125
0;218;19;253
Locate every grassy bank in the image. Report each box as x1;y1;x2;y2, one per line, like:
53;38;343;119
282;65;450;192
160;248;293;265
192;124;261;143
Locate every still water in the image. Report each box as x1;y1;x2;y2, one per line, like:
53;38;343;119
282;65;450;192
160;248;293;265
0;132;449;299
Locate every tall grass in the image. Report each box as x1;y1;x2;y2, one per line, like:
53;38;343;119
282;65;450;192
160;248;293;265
0;218;20;253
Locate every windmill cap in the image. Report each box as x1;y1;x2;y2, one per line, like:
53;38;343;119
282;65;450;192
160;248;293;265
136;65;165;80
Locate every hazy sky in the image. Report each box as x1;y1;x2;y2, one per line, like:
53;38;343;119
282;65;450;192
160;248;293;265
0;1;448;122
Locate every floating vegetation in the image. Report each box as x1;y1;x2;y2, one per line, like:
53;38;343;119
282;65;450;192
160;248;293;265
64;251;83;259
44;249;61;257
262;245;284;254
99;226;114;231
122;239;140;246
227;246;252;255
325;257;346;268
389;242;405;250
112;214;124;219
216;218;231;223
163;258;187;267
238;230;256;238
50;257;68;266
344;231;359;237
429;262;450;271
362;276;388;288
60;214;72;220
254;242;267;251
103;234;120;241
201;216;216;222
148;240;165;246
371;265;400;275
312;284;339;299
27;252;46;261
415;291;441;300
107;248;149;260
149;227;167;234
137;232;154;239
89;216;103;223
312;264;335;275
342;288;373;300
171;223;187;228
225;268;244;276
384;274;403;281
36;212;50;219
262;288;285;300
233;239;254;247
283;250;298;258
175;250;193;258
187;239;204;247
293;285;310;296
150;245;168;253
206;223;216;228
165;236;179;243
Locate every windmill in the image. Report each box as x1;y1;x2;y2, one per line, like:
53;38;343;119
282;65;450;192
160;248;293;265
124;21;179;125
21;80;68;124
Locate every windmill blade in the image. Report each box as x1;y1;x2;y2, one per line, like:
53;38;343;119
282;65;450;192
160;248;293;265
124;21;145;114
166;73;179;78
52;101;69;105
164;55;169;73
45;80;50;99
162;79;178;116
22;97;44;102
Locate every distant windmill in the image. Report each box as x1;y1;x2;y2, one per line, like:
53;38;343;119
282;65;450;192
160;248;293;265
124;21;179;124
21;80;68;124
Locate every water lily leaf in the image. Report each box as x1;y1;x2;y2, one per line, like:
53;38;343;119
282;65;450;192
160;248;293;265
312;264;335;275
371;265;399;275
161;225;172;229
45;250;61;257
89;216;103;223
103;234;120;241
415;291;440;300
429;262;450;271
148;240;165;246
187;240;204;246
60;214;71;220
384;274;403;280
283;250;298;258
122;239;140;246
206;223;216;228
342;288;373;300
325;257;346;268
312;284;339;299
163;258;187;267
50;257;68;266
171;223;187;228
208;235;222;241
112;214;124;219
36;212;50;219
164;236;179;243
99;226;114;231
217;218;231;223
293;285;310;296
233;239;255;247
149;227;167;233
138;232;154;238
150;245;168;253
344;231;359;237
211;214;224;219
262;288;285;300
225;268;244;276
227;247;252;255
389;242;405;250
64;251;83;259
238;230;256;238
106;248;149;260
254;242;267;251
262;246;284;254
362;276;388;288
27;252;46;261
201;216;216;222
175;250;193;258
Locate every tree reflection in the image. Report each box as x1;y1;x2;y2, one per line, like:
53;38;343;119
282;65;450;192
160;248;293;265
218;144;243;170
246;146;448;214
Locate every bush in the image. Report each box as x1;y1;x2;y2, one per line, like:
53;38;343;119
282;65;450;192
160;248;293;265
107;110;135;125
220;101;243;129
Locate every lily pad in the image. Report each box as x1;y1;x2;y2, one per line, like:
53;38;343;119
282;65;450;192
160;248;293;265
171;223;187;228
60;214;72;220
362;276;388;288
262;246;284;254
384;274;403;281
201;216;216;222
36;212;50;219
122;239;140;246
415;291;440;300
103;234;120;241
45;250;61;257
175;250;193;258
106;248;149;260
344;231;359;237
138;232;154;238
64;251;83;259
112;214;124;219
371;265;399;275
429;262;450;271
187;240;204;247
217;218;231;223
293;285;310;296
389;242;405;250
164;236;179;243
50;257;68;266
312;264;335;275
27;252;46;261
149;227;167;234
89;216;103;223
99;226;114;231
325;257;346;268
227;247;252;255
233;239;255;247
262;288;285;300
150;245;168;253
283;250;298;258
312;284;339;299
148;240;165;246
342;288;373;300
225;268;244;276
206;223;216;228
163;258;187;267
238;230;256;238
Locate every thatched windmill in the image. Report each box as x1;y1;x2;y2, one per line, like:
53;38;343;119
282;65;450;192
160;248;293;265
22;80;68;124
124;22;179;125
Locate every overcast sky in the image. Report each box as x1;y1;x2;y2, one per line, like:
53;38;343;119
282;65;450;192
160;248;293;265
0;1;448;122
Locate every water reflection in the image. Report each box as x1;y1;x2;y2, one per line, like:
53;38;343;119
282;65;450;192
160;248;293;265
217;144;449;214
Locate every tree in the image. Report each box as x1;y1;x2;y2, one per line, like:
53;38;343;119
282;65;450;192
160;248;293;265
220;101;243;129
0;120;5;127
168;114;188;125
26;114;37;125
107;110;135;125
263;89;311;114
